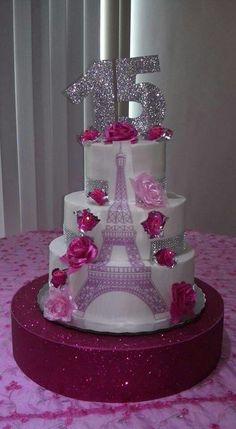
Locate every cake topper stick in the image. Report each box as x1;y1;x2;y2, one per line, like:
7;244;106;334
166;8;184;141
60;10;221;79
64;55;166;134
112;59;118;122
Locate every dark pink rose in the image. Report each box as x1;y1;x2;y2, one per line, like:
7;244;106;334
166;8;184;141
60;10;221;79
76;209;100;232
147;125;165;140
141;211;167;238
78;128;99;143
50;268;67;288
130;173;165;207
104;121;137;144
146;124;173;141
43;288;77;322
60;236;98;273
88;188;108;205
154;248;176;268
170;282;196;323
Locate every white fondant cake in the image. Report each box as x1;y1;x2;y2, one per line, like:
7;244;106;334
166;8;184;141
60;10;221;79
46;136;196;333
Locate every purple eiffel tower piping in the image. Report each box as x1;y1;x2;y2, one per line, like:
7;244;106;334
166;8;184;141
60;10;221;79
76;145;167;316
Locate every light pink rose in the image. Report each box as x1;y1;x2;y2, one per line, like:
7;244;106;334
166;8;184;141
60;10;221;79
104;121;137;144
60;236;98;274
130;173;165;207
170;282;196;323
43;288;77;322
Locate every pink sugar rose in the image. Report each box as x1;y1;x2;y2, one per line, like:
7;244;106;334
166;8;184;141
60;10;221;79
60;236;98;274
170;282;196;323
130;173;165;208
104;121;137;144
154;248;176;268
88;188;108;205
50;268;67;288
78;128;99;143
76;209;100;232
147;125;165;140
146;124;173;141
141;211;167;238
43;288;77;322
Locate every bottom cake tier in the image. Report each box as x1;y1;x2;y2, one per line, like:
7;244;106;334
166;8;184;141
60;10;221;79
46;235;200;333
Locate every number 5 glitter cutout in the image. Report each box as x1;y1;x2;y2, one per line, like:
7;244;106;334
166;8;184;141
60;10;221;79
64;55;166;134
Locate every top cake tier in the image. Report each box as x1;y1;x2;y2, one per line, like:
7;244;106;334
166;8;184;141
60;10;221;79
84;139;166;203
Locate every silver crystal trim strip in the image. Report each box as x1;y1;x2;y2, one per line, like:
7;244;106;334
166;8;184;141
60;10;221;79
150;232;185;262
159;177;167;189
63;225;82;244
85;177;109;196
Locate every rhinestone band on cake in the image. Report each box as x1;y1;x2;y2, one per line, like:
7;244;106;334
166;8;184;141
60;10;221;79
85;177;109;196
150;233;185;261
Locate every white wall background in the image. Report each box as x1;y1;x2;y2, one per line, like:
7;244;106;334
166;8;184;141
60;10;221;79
131;0;236;235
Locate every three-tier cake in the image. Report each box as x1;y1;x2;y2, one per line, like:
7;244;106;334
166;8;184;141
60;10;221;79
41;121;204;333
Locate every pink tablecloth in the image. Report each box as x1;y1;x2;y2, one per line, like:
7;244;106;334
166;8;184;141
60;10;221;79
0;230;236;429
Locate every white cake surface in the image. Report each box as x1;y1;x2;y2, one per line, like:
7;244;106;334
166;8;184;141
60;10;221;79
46;136;197;333
84;139;166;201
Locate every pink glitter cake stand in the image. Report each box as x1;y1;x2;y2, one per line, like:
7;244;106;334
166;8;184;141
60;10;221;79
11;274;223;403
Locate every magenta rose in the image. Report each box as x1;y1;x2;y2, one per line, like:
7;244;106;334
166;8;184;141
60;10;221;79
154;248;176;268
141;211;167;238
104;121;137;144
170;282;196;323
130;173;165;207
88;188;108;205
60;236;98;273
43;288;77;322
76;209;100;233
146;124;173;141
50;268;68;288
78;128;99;143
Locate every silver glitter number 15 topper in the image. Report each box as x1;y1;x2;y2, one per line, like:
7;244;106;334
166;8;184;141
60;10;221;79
64;55;166;134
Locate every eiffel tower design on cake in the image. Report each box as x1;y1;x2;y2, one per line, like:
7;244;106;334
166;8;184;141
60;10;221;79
76;144;167;317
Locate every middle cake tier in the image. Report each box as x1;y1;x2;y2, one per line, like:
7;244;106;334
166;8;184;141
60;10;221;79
64;191;186;261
